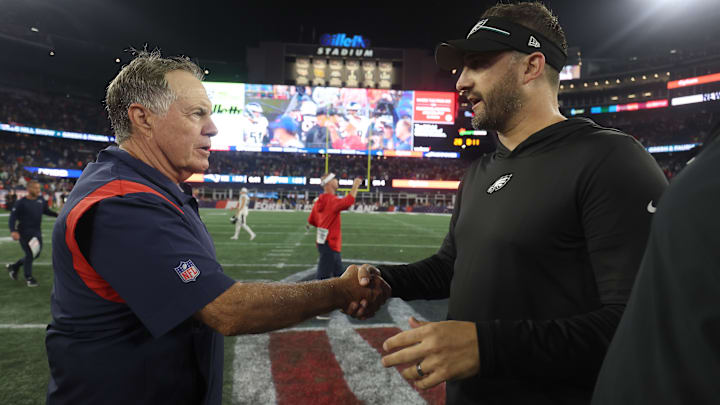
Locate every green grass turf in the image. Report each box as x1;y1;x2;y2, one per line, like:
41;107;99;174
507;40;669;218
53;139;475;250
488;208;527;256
0;209;450;404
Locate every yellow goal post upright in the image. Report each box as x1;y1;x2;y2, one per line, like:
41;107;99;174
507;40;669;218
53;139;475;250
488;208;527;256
323;134;371;193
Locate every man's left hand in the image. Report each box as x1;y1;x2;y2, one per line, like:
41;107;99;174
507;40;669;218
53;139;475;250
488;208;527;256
381;317;480;389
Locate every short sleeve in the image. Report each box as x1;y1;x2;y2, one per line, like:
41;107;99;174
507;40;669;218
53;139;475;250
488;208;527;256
85;193;235;337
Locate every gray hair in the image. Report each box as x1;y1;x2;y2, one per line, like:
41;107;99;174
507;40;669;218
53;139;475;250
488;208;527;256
105;49;204;144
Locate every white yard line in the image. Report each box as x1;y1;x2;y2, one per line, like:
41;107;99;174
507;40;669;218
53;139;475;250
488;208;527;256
232;333;277;404
0;324;46;329
327;312;426;404
222;263;315;268
215;241;437;248
387;298;428;331
342;259;407;265
230;266;316;403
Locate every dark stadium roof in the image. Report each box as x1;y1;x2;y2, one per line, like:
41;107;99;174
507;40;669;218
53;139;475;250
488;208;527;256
2;0;720;88
5;0;719;56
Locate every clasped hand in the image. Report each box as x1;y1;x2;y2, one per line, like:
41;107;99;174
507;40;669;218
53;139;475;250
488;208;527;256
338;264;391;320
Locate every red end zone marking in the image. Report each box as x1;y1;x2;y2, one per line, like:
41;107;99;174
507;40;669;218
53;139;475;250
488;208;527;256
269;330;361;405
356;327;446;405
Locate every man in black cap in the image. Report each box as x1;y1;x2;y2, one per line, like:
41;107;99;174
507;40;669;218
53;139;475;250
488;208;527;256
348;2;668;404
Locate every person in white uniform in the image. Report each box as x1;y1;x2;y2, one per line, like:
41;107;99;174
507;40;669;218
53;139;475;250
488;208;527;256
230;188;256;241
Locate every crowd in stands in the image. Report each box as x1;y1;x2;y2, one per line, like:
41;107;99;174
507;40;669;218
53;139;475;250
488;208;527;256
0;132;108;190
591;107;717;147
0;90;110;135
1;85;718;198
207;152;470;182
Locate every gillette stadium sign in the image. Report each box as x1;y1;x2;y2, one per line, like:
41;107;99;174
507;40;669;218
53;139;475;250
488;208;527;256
317;33;374;57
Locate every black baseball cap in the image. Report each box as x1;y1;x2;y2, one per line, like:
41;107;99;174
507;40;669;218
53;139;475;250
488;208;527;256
435;17;567;72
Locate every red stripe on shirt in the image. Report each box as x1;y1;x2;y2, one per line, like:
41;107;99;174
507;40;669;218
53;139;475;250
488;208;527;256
269;330;361;405
65;179;184;303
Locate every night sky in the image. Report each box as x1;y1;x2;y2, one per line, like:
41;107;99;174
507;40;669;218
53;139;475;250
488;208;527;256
2;0;719;85
5;0;720;56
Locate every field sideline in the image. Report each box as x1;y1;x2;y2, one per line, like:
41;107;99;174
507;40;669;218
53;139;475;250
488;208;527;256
0;209;451;404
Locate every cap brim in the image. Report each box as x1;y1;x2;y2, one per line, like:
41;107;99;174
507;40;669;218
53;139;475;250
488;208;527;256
435;39;513;71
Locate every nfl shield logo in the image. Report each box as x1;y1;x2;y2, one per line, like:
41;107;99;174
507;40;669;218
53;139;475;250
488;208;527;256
174;260;201;283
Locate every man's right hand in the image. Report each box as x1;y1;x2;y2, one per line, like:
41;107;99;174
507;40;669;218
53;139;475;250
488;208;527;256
10;231;20;241
339;264;391;320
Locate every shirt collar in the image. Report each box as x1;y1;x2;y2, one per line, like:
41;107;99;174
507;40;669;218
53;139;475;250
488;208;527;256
98;146;195;206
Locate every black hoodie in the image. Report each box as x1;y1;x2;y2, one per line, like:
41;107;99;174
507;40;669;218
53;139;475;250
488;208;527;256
591;131;720;404
379;118;668;405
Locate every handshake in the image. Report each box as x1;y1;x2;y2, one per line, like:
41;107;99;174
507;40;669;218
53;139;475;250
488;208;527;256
334;264;391;320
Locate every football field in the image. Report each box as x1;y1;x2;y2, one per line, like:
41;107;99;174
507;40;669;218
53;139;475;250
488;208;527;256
0;209;451;404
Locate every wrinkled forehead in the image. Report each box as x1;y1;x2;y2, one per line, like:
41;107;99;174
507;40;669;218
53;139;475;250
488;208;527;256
166;70;211;105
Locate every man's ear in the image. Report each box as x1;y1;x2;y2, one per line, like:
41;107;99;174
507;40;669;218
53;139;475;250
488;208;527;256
522;52;546;85
127;103;154;138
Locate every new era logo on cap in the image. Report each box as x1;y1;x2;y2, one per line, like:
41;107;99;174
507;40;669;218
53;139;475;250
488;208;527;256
528;35;541;48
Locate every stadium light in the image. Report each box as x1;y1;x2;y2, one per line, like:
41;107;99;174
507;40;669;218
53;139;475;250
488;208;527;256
204;69;210;75
654;73;659;78
570;84;574;89
631;77;636;82
594;81;599;86
49;50;55;56
605;80;610;85
583;83;588;87
560;85;564;90
642;75;647;80
616;79;621;83
628;94;636;98
30;27;39;32
115;58;121;63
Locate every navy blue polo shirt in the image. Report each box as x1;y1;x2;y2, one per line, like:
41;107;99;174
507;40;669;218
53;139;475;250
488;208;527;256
9;195;57;236
46;146;235;405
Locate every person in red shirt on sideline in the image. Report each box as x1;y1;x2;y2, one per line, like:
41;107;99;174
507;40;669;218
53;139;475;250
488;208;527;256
308;173;362;282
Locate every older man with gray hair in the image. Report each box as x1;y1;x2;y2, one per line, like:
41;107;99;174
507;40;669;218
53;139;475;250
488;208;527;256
45;50;388;405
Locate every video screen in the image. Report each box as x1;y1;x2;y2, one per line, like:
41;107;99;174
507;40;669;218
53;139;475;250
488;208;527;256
559;64;581;81
203;82;456;155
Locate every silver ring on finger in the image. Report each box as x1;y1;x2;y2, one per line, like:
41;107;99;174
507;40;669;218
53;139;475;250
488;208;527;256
416;362;425;377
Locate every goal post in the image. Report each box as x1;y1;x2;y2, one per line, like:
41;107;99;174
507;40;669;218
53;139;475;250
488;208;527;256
324;134;371;193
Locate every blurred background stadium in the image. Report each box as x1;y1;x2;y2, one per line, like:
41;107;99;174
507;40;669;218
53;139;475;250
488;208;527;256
1;0;720;404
